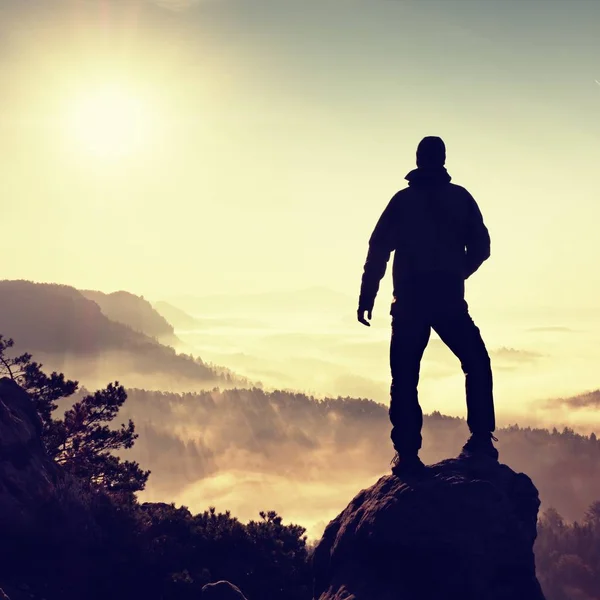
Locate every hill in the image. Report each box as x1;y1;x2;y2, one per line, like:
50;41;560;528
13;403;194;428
0;280;233;391
81;289;178;345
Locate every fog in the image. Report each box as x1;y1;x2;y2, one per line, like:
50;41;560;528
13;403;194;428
158;289;600;434
38;350;229;395
110;290;600;540
4;280;600;541
119;388;600;540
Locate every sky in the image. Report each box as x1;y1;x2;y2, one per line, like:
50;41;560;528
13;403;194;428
0;0;599;311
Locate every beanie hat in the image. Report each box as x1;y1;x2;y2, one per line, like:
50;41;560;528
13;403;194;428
416;136;446;167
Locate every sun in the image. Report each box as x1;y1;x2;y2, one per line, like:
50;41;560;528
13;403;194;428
66;83;152;159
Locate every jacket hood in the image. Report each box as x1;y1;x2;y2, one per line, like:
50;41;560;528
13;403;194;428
405;167;452;186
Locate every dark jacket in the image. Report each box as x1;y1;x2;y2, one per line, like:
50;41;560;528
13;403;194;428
358;167;490;312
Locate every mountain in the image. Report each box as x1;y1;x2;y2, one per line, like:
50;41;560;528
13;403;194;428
81;289;178;345
0;280;232;391
0;280;138;354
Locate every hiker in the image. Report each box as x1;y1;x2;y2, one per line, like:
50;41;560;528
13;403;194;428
357;136;497;473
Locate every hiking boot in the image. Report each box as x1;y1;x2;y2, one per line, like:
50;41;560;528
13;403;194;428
391;452;426;476
460;432;499;461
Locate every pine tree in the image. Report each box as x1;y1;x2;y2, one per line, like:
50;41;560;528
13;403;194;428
0;334;149;493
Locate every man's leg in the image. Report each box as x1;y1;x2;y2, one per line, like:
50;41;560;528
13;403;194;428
432;305;495;435
389;312;431;454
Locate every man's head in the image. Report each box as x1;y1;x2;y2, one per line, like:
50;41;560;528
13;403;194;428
416;136;446;168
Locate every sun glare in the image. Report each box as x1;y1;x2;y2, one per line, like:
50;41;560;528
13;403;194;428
66;84;153;159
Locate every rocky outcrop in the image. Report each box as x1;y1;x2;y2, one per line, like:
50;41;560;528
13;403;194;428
313;457;546;600
202;581;248;600
0;585;32;600
0;377;57;536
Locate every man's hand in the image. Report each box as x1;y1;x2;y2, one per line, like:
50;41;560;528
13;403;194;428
357;308;373;327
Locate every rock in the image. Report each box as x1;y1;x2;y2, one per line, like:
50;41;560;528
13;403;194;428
202;580;248;600
0;585;33;600
313;457;546;600
0;377;57;536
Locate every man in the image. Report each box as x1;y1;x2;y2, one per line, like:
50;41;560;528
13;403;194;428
357;136;497;474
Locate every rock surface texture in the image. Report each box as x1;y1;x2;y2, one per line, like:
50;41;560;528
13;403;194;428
313;457;546;600
0;377;57;536
202;580;248;600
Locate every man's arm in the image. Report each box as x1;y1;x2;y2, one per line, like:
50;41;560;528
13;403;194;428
464;193;491;279
358;197;397;326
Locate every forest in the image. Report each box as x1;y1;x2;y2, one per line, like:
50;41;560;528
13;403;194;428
0;334;599;599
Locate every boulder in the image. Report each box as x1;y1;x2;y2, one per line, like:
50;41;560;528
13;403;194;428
0;377;57;536
313;457;546;600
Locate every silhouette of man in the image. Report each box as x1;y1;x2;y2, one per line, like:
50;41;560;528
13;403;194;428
357;136;497;473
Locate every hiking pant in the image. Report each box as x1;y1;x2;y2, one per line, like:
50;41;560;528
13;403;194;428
389;298;495;454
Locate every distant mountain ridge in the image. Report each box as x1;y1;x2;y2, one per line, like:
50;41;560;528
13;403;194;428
0;280;240;390
81;289;178;345
0;280;139;354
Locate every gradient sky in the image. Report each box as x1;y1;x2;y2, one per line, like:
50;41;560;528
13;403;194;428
1;0;599;310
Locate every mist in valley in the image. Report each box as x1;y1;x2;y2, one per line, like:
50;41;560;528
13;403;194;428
158;287;600;434
109;289;600;540
119;386;600;541
4;278;599;542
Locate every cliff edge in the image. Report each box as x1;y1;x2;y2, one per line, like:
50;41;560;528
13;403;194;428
0;377;57;536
